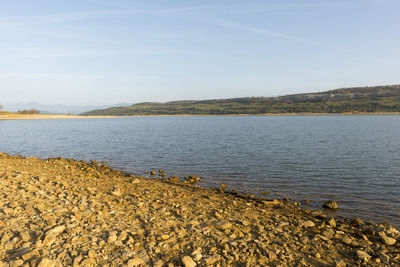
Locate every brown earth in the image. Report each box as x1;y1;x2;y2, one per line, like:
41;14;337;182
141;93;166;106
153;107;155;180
0;153;399;266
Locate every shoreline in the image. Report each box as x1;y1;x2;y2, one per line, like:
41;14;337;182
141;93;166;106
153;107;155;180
1;112;400;120
0;152;399;266
0;113;119;120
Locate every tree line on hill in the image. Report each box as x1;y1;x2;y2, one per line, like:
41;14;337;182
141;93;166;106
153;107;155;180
81;85;400;116
0;105;41;115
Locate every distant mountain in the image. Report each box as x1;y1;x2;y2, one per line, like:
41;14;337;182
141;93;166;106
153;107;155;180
3;102;132;115
81;85;400;115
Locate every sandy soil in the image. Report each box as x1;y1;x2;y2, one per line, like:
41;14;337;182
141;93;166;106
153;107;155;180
0;113;117;120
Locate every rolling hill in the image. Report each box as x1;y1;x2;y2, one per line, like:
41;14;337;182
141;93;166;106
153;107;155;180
81;85;400;116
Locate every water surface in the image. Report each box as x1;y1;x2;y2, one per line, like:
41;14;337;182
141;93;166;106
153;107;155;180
1;115;399;225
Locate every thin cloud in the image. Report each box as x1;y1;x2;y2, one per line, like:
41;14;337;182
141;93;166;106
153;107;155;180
208;19;319;44
0;47;212;59
0;4;320;45
0;6;210;27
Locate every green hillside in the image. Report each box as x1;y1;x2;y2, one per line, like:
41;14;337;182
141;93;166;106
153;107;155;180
81;85;400;115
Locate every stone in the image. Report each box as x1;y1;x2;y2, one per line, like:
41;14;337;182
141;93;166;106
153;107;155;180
323;201;338;210
181;256;196;267
378;251;390;264
88;250;96;258
107;234;117;244
20;231;31;242
128;258;145;267
335;259;346;267
160;234;169;240
356;250;371;262
80;258;95;266
204;255;221;265
46;225;66;236
153;260;164;267
191;249;202;261
42;225;66;247
302;220;315;228
379;231;396;245
327;218;336;228
219;221;232;230
9;260;24;267
342;236;352;245
37;258;56;267
351;218;364;226
112;188;122;196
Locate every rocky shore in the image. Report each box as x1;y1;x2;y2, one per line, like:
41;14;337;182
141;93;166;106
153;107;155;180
0;153;399;266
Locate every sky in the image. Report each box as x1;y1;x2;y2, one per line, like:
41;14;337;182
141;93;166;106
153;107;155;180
1;0;399;105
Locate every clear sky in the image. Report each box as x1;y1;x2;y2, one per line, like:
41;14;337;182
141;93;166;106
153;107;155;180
1;0;399;105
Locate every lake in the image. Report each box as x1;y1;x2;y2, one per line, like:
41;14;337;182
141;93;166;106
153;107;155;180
1;115;399;226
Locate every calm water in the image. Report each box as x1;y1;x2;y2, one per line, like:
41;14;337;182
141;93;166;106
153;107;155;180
1;116;399;226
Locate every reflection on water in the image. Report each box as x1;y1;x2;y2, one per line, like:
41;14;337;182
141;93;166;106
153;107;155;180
1;115;399;226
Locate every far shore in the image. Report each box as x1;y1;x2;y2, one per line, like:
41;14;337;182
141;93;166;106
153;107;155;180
0;113;119;120
1;111;400;120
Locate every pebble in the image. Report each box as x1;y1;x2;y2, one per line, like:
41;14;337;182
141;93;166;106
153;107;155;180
323;201;338;210
356;250;371;262
379;231;397;245
0;154;399;267
37;258;56;267
181;256;196;267
153;260;164;267
128;258;145;267
327;218;336;228
302;220;315;228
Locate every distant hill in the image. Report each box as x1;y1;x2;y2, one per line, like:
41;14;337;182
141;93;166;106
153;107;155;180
81;85;400;116
3;102;132;115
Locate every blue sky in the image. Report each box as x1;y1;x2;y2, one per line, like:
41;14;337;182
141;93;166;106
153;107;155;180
1;0;399;105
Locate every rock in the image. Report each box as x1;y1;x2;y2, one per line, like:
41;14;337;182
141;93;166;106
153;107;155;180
80;258;96;266
351;218;364;226
204;255;221;265
112;188;122;196
302;220;315;228
9;259;24;267
379;232;396;245
20;231;31;242
356;250;371;262
150;171;157;176
342;236;352;245
46;225;66;236
327;218;336;228
160;234;169;240
88;250;96;258
335;259;346;267
37;258;56;267
107;234;117;244
191;249;202;261
181;256;196;267
378;251;390;264
128;258;145;267
218;221;232;230
323;201;338;210
322;228;335;239
42;225;66;247
153;260;164;267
